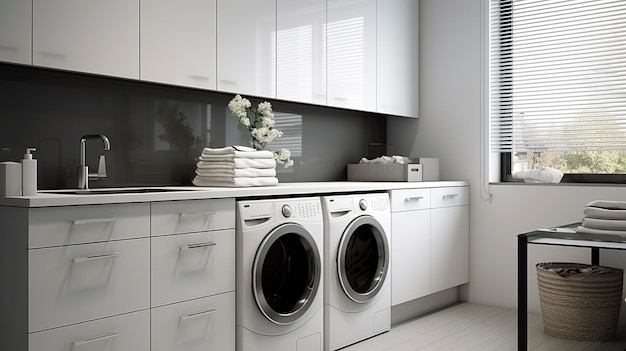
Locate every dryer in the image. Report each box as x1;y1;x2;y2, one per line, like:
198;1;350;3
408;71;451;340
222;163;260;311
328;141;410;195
321;193;391;350
236;197;324;351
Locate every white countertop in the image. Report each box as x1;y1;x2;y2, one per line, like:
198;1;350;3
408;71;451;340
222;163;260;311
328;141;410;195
0;181;469;207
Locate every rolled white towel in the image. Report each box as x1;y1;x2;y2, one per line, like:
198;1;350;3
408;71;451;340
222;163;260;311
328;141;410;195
192;176;278;187
201;146;274;159
195;167;277;178
586;200;626;210
512;167;563;183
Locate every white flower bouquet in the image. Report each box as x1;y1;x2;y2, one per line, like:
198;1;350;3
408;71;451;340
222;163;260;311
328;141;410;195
228;94;293;168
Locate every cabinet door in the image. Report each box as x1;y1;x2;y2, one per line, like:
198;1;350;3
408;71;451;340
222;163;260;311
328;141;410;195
391;209;431;306
430;205;469;293
141;0;217;90
327;0;376;111
151;292;235;351
217;0;275;97
33;0;139;79
276;0;326;105
29;310;150;351
377;0;419;117
0;0;31;64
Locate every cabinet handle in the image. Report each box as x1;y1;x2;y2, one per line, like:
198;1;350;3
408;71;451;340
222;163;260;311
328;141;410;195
443;194;459;199
405;196;424;201
179;307;217;321
179;242;217;251
178;211;216;229
72;330;120;348
72;217;119;226
73;253;119;263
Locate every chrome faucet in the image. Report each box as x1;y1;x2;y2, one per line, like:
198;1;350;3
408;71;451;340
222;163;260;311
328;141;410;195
78;134;111;189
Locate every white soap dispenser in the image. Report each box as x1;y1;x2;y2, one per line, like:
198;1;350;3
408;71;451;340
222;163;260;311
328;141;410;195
22;148;37;196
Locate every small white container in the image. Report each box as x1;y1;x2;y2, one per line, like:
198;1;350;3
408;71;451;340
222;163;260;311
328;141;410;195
22;148;37;196
0;161;22;196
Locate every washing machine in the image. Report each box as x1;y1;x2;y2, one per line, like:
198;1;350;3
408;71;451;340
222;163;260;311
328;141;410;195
236;197;324;351
321;193;391;350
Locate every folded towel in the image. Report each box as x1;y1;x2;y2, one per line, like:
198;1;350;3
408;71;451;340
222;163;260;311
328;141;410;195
586;200;626;210
583;206;626;220
201;146;274;159
581;217;626;231
192;176;278;187
576;225;626;237
359;155;408;164
195;167;277;178
197;158;276;169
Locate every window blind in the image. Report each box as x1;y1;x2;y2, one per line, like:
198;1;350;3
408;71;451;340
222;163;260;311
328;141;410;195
490;0;626;153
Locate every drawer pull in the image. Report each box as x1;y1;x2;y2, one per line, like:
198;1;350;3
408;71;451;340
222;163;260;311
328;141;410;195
405;196;424;201
72;330;120;348
180;307;217;321
443;194;459;199
72;217;119;226
178;211;216;228
180;242;217;251
73;253;119;263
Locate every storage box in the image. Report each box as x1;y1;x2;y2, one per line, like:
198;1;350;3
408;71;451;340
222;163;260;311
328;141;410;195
347;163;422;182
0;161;21;196
416;158;439;181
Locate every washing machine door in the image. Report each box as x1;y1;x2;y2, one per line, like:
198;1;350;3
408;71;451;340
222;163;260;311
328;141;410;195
337;215;389;303
252;223;321;325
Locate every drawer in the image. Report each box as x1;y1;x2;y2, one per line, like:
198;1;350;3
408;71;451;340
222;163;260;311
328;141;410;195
151;198;235;236
151;229;235;307
430;186;469;208
28;237;150;332
389;188;430;212
151;292;235;351
29;309;150;351
29;203;150;248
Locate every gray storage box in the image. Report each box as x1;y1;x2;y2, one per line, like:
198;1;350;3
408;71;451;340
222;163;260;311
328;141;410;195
415;158;439;181
347;163;422;182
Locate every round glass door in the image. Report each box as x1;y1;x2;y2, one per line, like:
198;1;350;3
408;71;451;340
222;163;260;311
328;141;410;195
252;223;321;325
337;215;389;303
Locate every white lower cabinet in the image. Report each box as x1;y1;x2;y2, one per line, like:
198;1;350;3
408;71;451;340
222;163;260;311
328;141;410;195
390;186;469;306
29;309;150;351
0;198;235;350
151;292;235;351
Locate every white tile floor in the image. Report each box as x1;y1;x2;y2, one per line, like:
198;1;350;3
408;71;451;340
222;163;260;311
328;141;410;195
341;303;626;351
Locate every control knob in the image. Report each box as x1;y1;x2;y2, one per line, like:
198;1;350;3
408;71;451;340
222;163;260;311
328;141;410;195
282;204;292;218
359;199;368;211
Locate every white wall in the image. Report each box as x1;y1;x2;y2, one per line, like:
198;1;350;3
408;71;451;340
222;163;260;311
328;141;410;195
388;0;626;314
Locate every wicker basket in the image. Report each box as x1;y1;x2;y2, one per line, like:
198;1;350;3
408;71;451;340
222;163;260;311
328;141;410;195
536;262;623;341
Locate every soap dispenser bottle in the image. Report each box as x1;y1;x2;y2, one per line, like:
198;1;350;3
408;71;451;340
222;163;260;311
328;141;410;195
22;148;37;196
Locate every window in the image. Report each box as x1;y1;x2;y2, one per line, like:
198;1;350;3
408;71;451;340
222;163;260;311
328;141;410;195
490;0;626;183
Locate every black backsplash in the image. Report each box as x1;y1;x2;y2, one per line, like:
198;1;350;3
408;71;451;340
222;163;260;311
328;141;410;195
0;63;387;189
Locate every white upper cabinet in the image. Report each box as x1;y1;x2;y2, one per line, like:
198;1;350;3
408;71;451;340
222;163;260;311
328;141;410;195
0;0;31;65
141;0;217;90
326;0;377;111
217;0;276;97
32;0;139;79
276;0;326;105
377;0;419;117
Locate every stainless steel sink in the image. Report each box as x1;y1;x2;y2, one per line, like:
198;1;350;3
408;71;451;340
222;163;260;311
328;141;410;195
44;187;186;195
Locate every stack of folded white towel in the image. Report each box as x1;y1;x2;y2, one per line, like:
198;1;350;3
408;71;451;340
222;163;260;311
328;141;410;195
576;200;626;236
192;146;278;187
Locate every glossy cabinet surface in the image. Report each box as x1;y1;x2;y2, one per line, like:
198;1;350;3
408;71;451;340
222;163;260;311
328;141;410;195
327;0;377;111
390;186;470;306
276;0;326;104
151;292;235;351
217;0;276;97
431;187;470;293
0;0;31;64
141;0;217;89
32;0;139;79
377;0;419;117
